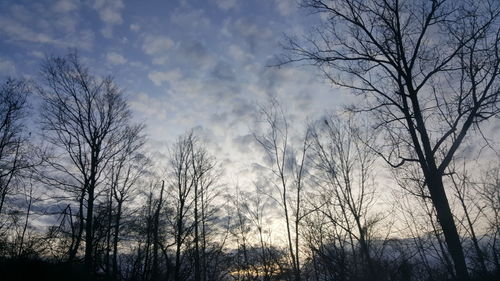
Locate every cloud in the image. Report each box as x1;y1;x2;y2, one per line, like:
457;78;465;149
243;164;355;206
228;44;252;62
211;62;236;82
171;8;211;29
73;30;95;50
129;92;169;121
232;134;256;153
274;0;296;16
177;41;216;70
0;15;58;45
93;0;124;25
30;51;44;59
215;0;237;10
106;52;126;65
130;23;141;32
92;0;124;38
152;56;168;65
53;0;78;13
224;18;274;54
0;57;16;76
148;69;182;86
142;35;174;55
54;14;79;33
0;3;93;49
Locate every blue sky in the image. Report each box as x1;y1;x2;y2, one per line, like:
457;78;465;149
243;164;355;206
0;0;354;188
2;1;499;242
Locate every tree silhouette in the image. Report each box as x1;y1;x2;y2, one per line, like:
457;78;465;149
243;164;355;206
0;79;31;216
280;1;499;279
39;51;143;272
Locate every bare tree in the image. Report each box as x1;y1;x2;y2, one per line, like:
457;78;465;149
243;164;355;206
281;1;499;279
475;163;500;272
447;161;488;275
0;79;31;216
229;186;278;281
166;131;220;281
254;100;310;281
38;51;142;272
308;113;380;280
108;131;148;278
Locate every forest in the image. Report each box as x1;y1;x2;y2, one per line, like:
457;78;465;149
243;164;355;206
0;0;499;281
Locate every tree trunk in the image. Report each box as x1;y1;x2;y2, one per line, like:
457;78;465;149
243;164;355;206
152;181;164;281
175;210;183;281
84;183;95;272
194;181;201;281
455;183;487;274
69;190;86;262
112;200;122;279
18;188;32;257
426;173;469;280
105;189;113;276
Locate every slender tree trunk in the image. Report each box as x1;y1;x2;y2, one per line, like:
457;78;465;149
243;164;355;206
18;187;32;257
69;189;86;262
354;216;375;279
143;191;153;281
85;181;95;272
85;150;99;272
194;181;201;281
455;183;487;274
201;187;207;281
112;200;122;279
152;181;164;281
0;190;7;216
175;200;183;281
105;189;113;276
465;210;487;275
294;180;301;281
283;190;298;281
0;149;18;216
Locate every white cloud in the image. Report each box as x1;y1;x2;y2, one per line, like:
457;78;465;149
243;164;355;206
75;29;95;50
53;0;78;13
228;44;252;61
142;35;174;55
130;23;141;32
0;57;16;76
101;25;113;38
129;92;169;120
30;51;44;58
171;8;211;29
274;0;296;16
106;52;126;65
92;0;124;38
0;16;58;45
93;0;124;25
215;0;237;10
0;3;94;50
152;56;169;65
54;15;78;33
148;69;182;86
10;4;32;22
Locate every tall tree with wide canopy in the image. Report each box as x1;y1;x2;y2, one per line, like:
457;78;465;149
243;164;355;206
39;52;143;272
280;0;499;279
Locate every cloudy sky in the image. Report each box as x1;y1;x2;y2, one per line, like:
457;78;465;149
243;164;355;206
0;0;357;189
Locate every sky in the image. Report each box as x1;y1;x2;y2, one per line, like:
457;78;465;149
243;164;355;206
2;1;499;244
0;0;356;190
